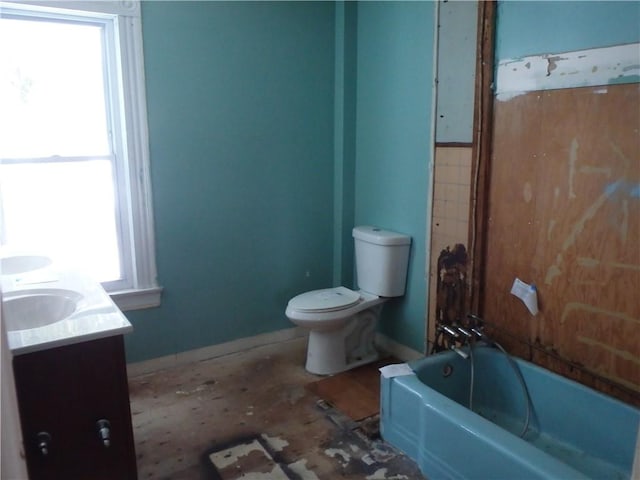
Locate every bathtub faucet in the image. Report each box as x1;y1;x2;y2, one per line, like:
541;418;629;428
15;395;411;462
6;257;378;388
457;326;473;340
452;346;469;359
440;325;459;339
466;314;488;341
471;327;484;339
453;327;474;358
435;324;477;358
437;325;471;358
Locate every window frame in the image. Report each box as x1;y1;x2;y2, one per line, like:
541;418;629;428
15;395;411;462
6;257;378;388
0;0;161;311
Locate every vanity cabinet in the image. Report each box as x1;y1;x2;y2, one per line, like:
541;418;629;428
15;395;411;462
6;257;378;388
13;335;137;480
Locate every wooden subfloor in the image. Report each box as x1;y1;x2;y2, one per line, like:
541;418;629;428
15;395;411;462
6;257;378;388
305;358;398;422
129;337;425;479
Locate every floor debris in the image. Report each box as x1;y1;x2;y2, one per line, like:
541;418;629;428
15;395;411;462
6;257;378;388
129;337;425;479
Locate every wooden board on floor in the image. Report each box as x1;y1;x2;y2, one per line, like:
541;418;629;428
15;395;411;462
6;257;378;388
305;358;397;421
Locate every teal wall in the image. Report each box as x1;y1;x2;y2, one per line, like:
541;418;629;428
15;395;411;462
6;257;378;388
332;2;358;288
496;1;640;61
125;2;337;362
125;1;437;362
354;2;435;352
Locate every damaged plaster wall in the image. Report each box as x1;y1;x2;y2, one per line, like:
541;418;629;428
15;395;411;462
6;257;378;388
495;1;639;98
427;0;478;350
496;43;640;101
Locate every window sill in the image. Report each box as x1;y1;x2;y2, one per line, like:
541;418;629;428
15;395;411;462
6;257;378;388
110;287;163;312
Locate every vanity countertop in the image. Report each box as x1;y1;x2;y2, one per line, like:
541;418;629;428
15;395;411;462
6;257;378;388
1;268;133;356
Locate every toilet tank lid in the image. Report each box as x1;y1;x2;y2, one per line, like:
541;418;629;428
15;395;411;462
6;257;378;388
352;226;411;246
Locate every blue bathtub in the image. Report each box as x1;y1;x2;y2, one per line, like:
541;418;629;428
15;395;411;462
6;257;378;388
381;346;639;479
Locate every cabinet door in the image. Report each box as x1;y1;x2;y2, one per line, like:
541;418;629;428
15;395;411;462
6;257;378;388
13;336;137;480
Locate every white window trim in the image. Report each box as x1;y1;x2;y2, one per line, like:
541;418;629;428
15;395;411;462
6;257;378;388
1;0;162;311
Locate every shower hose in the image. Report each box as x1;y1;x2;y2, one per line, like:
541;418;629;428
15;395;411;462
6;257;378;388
468;340;533;438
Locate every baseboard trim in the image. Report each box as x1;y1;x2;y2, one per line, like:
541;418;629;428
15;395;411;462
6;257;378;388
127;326;307;378
375;333;425;362
127;329;423;378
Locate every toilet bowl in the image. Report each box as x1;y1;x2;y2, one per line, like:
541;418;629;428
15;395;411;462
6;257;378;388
286;287;387;374
286;226;411;375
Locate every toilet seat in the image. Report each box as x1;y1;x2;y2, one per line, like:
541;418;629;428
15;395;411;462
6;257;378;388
288;287;361;313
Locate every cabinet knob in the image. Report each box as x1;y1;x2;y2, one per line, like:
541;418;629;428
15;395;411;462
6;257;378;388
96;419;111;448
36;432;51;456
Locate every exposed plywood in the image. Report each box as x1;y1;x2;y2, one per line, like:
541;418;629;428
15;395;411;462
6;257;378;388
483;83;640;404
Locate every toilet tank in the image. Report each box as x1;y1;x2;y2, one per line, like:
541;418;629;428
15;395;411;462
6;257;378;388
352;226;411;297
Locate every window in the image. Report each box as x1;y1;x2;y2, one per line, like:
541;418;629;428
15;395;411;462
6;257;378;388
0;1;161;310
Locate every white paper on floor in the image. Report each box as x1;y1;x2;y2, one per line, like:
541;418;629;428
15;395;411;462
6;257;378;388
379;363;414;379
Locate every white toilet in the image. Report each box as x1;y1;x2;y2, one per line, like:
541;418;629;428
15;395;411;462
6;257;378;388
286;226;411;375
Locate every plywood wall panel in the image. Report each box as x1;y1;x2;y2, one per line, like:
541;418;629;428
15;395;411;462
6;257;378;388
483;83;640;404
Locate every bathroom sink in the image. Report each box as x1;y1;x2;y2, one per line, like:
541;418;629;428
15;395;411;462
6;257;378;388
1;255;52;275
2;289;81;331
